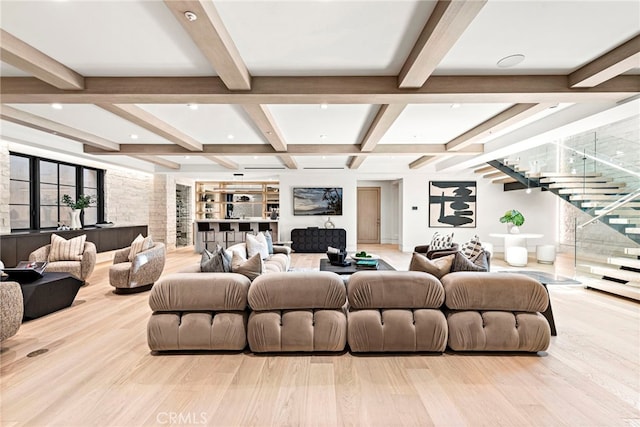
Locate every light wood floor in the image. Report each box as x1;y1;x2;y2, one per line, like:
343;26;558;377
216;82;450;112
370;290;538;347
1;245;639;427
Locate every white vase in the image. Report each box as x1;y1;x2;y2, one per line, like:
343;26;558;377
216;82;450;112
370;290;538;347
70;209;82;230
509;225;520;234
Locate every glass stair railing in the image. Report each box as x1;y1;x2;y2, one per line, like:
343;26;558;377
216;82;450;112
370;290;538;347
481;115;640;300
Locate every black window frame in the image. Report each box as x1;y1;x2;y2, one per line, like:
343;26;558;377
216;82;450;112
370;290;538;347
9;152;105;231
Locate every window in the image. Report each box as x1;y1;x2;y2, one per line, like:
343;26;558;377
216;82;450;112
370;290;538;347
9;153;104;231
9;154;31;230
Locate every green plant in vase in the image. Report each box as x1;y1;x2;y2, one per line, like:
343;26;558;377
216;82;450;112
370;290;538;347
499;209;525;234
62;194;95;229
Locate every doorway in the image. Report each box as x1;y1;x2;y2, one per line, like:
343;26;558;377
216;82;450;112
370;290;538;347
357;187;380;244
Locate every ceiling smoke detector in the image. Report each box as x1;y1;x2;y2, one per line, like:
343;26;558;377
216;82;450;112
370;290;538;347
184;11;197;22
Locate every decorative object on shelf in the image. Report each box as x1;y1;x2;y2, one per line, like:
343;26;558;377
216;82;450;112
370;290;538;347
429;181;476;228
62;194;94;230
499;209;525;234
95;222;114;228
324;216;335;229
270;208;279;220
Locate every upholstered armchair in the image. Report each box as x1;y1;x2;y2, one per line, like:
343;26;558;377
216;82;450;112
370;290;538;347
29;241;97;281
1;281;24;342
413;243;460;260
109;242;166;293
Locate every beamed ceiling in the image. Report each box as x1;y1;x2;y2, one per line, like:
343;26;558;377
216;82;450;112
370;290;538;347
1;0;639;178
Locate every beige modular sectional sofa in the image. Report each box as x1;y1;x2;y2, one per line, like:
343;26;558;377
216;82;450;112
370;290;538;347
147;268;551;354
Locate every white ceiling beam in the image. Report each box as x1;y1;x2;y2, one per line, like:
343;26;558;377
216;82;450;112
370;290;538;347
348;156;366;169
398;0;487;88
97;103;203;151
203;155;239;170
446;103;553;151
163;0;251;90
409;156;441;169
360;104;407;152
3;75;636;104
0;29;85;90
278;155;298;169
83;143;483;156
569;34;640;88
0;105;119;151
131;155;181;170
241;104;288;152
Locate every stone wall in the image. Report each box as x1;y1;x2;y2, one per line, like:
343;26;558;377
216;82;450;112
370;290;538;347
0;141;10;234
105;168;152;227
148;174;177;251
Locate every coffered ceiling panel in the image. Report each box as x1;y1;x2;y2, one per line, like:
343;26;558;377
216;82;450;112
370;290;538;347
7;104;176;145
269;104;378;144
381;103;513;144
0;0;214;76
296;155;350;170
435;0;640;75
216;0;437;75
137;104;265;144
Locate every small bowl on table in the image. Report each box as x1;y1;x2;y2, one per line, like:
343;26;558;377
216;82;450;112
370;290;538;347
326;251;347;266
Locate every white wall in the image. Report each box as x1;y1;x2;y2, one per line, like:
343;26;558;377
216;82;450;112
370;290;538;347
278;173;358;252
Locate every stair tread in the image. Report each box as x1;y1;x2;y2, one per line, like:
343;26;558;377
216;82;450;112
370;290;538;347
549;182;625;189
624;247;640;256
540;177;613;183
582;201;640;208
626;227;640;234
540;172;602;178
589;265;640;282
577;275;640;300
483;171;508;179
559;188;626;194
571;195;626;200
474;165;495;174
608;257;640;269
609;218;639;225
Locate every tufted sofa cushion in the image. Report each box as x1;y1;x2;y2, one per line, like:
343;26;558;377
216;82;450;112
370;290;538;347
247;271;347;352
346;271;448;352
441;272;551;352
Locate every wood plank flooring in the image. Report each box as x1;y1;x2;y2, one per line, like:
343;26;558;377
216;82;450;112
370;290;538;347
1;245;639;426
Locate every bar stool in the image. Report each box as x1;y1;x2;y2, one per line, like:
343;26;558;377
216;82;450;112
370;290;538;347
218;222;236;248
238;222;254;241
196;222;216;251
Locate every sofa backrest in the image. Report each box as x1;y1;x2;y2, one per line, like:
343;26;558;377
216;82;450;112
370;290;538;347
248;271;346;311
442;272;548;312
347;271;445;309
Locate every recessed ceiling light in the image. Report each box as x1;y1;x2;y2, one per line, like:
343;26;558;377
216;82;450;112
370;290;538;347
497;54;525;68
130;134;138;140
322;156;326;159
253;156;258;160
320;134;327;139
320;103;328;110
227;134;234;140
51;103;63;110
450;103;461;109
184;156;190;159
526;188;532;194
184;11;197;21
187;103;198;110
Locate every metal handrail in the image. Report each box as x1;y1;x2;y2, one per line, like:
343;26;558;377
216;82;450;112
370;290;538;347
578;187;640;229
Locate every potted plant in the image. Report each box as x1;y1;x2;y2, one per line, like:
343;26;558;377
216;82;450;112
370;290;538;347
62;194;94;229
499;209;525;234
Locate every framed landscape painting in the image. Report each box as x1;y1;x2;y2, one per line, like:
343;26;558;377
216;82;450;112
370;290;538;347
293;187;343;216
429;181;476;228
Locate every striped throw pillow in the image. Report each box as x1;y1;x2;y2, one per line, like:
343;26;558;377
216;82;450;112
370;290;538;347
461;235;483;260
429;232;454;250
48;233;86;262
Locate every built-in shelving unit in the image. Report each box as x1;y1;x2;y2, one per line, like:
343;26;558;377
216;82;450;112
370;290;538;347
196;181;279;220
176;184;191;247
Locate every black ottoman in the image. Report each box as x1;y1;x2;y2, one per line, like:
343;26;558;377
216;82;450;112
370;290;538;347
19;273;84;320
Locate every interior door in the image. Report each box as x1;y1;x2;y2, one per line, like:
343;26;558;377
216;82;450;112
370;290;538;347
357;187;380;244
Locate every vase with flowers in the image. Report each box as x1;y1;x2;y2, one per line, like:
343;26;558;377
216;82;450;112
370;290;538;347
62;194;94;230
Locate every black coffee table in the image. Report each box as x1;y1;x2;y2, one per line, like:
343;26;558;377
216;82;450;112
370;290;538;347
17;272;84;320
319;258;395;274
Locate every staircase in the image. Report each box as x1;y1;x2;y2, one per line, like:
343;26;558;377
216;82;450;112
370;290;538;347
478;159;640;301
